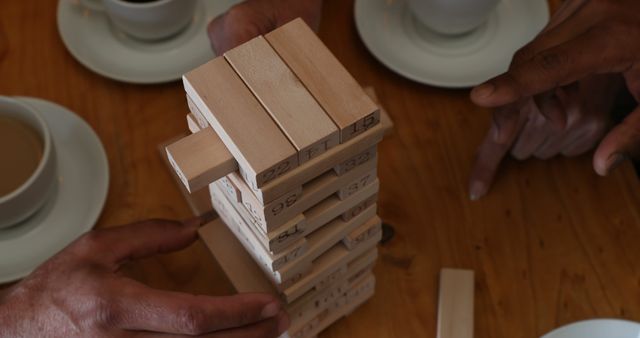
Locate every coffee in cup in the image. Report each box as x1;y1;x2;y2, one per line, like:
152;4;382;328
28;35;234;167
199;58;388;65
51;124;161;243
80;0;197;41
0;98;57;229
408;0;500;36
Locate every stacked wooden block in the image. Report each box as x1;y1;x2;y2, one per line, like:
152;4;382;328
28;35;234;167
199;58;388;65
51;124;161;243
166;19;391;338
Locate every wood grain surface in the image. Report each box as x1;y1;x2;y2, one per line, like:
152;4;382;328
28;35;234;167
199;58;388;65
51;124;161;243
2;1;640;337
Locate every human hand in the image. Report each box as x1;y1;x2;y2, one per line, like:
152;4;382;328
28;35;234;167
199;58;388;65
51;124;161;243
0;217;289;338
469;75;623;200
470;0;640;177
207;0;323;55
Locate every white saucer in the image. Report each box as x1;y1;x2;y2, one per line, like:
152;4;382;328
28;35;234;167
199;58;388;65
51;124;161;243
57;0;242;84
354;0;549;88
542;319;640;338
0;97;109;284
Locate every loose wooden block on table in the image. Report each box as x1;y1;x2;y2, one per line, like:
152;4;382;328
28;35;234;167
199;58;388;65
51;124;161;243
224;36;339;164
265;18;380;143
166;127;238;193
183;57;298;188
438;269;474;338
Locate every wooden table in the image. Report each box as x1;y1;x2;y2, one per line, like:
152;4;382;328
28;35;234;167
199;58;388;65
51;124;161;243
2;1;640;337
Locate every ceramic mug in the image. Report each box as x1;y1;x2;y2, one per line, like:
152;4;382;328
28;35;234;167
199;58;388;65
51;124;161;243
0;97;57;229
80;0;197;41
408;0;500;35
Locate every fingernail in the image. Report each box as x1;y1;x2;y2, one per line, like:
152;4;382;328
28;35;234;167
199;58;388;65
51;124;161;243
472;83;495;100
469;181;486;201
261;302;281;319
606;153;626;174
277;311;290;334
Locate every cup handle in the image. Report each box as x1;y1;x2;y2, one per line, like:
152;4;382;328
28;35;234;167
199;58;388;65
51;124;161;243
78;0;105;12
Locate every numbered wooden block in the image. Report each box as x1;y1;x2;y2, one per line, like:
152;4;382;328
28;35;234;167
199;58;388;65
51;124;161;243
211;183;309;277
333;146;376;176
219;176;241;204
225;36;339;164
181;105;390;204
343;217;382;250
277;211;378;285
250;122;385;204
287;272;376;338
198;218;379;307
282;227;381;303
265;18;380;143
340;193;377;222
186;113;201;134
166;127;238;193
214;178;379;284
230;157;377;232
185;96;209;129
337;167;377;200
289;266;375;333
183;57;299;188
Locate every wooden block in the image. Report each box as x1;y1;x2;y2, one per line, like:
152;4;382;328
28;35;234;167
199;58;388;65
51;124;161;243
437;269;475;338
289;268;375;333
287;273;376;338
219;176;241;204
183;57;298;188
303;180;379;236
210;184;310;281
186;95;209;129
166;128;238;193
198;219;379;305
186;113;201;134
337;167;377;200
198;219;276;295
362;86;394;136
333;146;376;176
249;123;385;204
266;18;380;143
224;36;339;164
343;217;382;250
215;180;307;255
282;227;382;302
213;179;378;283
159;135;213;216
230;156;377;232
277;213;379;284
183;93;392;203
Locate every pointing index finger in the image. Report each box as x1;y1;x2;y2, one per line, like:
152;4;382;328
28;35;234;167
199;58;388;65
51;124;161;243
472;25;633;108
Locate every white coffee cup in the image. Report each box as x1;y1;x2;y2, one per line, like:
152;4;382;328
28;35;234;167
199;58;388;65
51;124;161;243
0;97;57;229
408;0;500;36
80;0;197;41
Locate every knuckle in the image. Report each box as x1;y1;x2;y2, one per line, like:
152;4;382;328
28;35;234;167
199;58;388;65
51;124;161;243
176;306;209;335
536;51;569;74
512;46;536;67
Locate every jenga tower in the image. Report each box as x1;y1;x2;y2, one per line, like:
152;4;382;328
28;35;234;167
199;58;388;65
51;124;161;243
166;18;392;338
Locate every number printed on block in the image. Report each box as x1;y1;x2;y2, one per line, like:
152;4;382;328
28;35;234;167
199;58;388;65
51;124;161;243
334;146;376;176
341;194;378;222
337;168;377;200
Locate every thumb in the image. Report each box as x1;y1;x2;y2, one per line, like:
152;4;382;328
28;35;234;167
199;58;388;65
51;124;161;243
593;105;640;176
